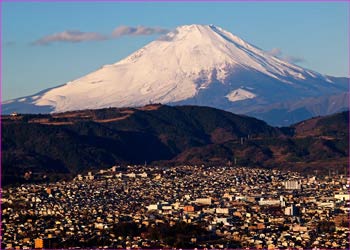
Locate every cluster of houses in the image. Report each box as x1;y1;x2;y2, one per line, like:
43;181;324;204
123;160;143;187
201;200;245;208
2;165;349;249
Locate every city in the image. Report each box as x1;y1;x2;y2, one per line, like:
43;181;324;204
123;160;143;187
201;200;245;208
2;2;349;250
2;165;349;249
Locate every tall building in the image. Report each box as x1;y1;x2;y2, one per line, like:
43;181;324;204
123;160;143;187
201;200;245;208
284;180;301;190
284;205;300;216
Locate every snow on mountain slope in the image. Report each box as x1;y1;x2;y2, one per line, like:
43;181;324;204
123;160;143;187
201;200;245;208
226;88;256;102
3;24;348;125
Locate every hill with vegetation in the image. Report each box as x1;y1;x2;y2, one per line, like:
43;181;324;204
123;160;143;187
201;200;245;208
2;105;348;185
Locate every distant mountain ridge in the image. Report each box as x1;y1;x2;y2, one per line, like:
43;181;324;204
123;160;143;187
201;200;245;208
2;105;348;185
2;24;348;125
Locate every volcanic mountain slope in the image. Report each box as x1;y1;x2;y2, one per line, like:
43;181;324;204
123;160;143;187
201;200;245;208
2;105;348;185
3;24;348;125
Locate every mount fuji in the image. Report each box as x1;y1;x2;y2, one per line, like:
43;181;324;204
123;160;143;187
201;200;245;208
3;24;348;125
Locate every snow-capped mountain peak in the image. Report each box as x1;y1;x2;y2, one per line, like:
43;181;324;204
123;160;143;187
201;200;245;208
3;24;347;125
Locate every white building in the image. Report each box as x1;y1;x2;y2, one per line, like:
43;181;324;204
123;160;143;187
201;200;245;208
284;205;299;216
138;172;148;178
334;193;350;201
194;197;212;205
284;180;301;190
147;204;161;211
216;208;229;214
235;195;247;201
215;217;229;225
258;199;280;206
317;201;335;208
125;172;136;178
162;205;172;210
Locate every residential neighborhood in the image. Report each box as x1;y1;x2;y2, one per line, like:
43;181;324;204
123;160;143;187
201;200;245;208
2;165;349;249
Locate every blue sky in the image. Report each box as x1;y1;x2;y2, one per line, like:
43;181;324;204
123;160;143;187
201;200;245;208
2;2;349;101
